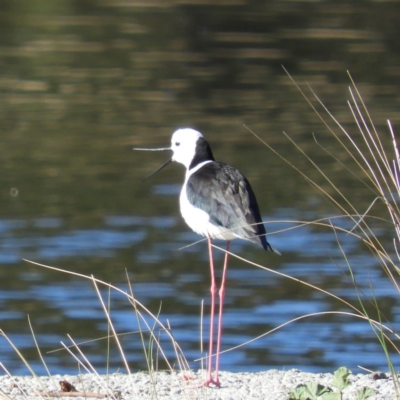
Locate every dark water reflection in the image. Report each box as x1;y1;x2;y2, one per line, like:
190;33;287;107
1;1;400;376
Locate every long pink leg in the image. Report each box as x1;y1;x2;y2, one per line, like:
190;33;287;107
204;238;219;386
213;240;230;386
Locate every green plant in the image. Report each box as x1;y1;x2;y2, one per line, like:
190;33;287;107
289;367;375;400
289;381;331;400
331;367;351;392
356;386;376;400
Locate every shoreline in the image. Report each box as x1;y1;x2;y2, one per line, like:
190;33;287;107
1;369;397;399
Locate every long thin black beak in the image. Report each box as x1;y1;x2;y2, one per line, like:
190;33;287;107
142;158;172;182
132;146;172;182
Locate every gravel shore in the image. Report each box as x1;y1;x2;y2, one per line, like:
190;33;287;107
1;369;397;400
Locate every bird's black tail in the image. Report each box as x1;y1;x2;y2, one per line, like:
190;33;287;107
266;241;281;255
259;233;281;255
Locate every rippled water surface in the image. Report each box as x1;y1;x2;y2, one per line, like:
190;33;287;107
1;1;400;376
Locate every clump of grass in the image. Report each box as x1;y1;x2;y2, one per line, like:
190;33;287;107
237;69;400;390
1;262;195;399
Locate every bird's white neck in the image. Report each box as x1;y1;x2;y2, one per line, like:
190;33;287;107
185;160;213;181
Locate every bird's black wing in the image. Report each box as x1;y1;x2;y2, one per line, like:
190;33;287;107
186;162;269;248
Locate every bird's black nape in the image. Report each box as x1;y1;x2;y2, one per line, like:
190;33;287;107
189;137;215;170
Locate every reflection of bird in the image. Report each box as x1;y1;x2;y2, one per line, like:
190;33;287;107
134;128;280;387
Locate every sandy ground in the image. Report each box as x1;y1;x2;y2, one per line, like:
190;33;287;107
1;369;398;400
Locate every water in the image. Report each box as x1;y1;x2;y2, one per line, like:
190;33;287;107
0;1;399;376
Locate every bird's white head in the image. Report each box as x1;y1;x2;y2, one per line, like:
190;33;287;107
170;128;203;169
133;127;212;179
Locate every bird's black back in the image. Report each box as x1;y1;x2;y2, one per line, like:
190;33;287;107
186;161;272;250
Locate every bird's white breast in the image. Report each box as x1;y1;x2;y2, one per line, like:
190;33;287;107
179;161;237;241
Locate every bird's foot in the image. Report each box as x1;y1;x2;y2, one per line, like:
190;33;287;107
197;377;220;388
181;374;195;381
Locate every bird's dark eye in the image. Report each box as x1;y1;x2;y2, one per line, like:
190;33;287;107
175;142;180;146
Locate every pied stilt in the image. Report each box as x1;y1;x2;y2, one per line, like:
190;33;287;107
134;128;280;387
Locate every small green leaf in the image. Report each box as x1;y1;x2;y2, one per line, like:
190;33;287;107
289;382;331;400
356;387;376;400
332;366;352;390
289;384;310;400
306;381;331;397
